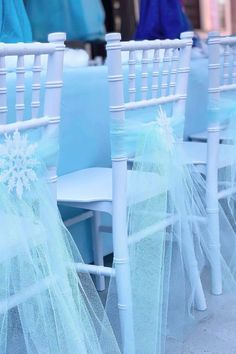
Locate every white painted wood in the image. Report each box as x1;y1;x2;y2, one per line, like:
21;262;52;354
161;46;171;97
91;211;105;291
222;45;231;85
128;47;136;102
106;32;135;354
0;56;7;124
173;32;193;118
231;44;236;84
31;54;41;118
43;33;65;198
63;211;93;227
121;38;190;51
140;46;149;100
75;263;116;277
0;276;55;314
190;32;236;295
58;32;209;353
0;33;65;201
169;48;179;96
152;47;160;98
0;33;65;315
0;43;56;56
15;55;25;121
0;116;50;133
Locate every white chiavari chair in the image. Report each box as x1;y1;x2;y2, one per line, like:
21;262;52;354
187;32;236;295
0;32;65;315
57;31;209;354
189;32;236;144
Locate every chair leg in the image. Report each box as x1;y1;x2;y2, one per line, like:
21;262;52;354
207;208;222;295
182;225;207;311
112;160;135;354
91;211;105;291
206;128;222;295
113;226;135;354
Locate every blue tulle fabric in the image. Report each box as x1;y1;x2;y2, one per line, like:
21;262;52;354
24;0;105;42
106;99;236;352
135;0;192;40
0;126;120;353
0;0;32;42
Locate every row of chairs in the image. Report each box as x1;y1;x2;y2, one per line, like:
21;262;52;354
0;30;235;353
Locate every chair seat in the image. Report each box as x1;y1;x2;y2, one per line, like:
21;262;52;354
57;168;167;205
57;143;235;206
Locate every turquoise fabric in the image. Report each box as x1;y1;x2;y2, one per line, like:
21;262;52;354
24;0;105;42
0;126;120;353
0;0;32;42
106;101;236;352
106;107;207;353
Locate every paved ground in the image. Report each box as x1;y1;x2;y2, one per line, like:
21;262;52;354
100;255;236;354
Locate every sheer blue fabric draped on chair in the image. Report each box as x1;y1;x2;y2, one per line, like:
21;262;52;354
0;34;120;354
24;0;105;41
103;32;236;353
0;0;32;42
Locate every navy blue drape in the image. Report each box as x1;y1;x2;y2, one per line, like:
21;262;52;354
135;0;192;40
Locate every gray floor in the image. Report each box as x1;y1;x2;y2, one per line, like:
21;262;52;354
180;293;236;354
100;255;236;354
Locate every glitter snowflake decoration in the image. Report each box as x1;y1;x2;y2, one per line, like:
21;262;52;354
156;108;175;151
0;130;39;198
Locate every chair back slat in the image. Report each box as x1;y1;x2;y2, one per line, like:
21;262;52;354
128;49;136;102
151;48;160;98
43;33;65;196
161;47;171;97
169;48;179;96
31;54;42;118
208;33;221;114
172;32;192;118
222;44;231;85
140;48;149;100
16;55;25;121
232;45;236;84
0;57;7;124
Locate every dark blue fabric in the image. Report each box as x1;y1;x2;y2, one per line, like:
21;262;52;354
0;0;32;42
135;0;192;40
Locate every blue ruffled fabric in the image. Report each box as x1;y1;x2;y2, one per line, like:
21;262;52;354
135;0;192;40
0;0;32;42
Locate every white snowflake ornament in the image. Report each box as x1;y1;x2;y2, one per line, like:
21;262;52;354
0;130;39;198
156;108;175;151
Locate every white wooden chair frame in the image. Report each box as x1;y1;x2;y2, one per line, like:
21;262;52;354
189;32;236;295
0;32;65;315
58;31;208;354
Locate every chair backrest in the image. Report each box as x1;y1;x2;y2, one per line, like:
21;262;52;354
0;32;65;198
208;31;236;119
105;31;193;161
206;33;236;201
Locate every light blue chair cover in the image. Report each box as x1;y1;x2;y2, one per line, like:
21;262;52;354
24;0;105;41
0;0;32;42
105;101;236;353
0;127;120;353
